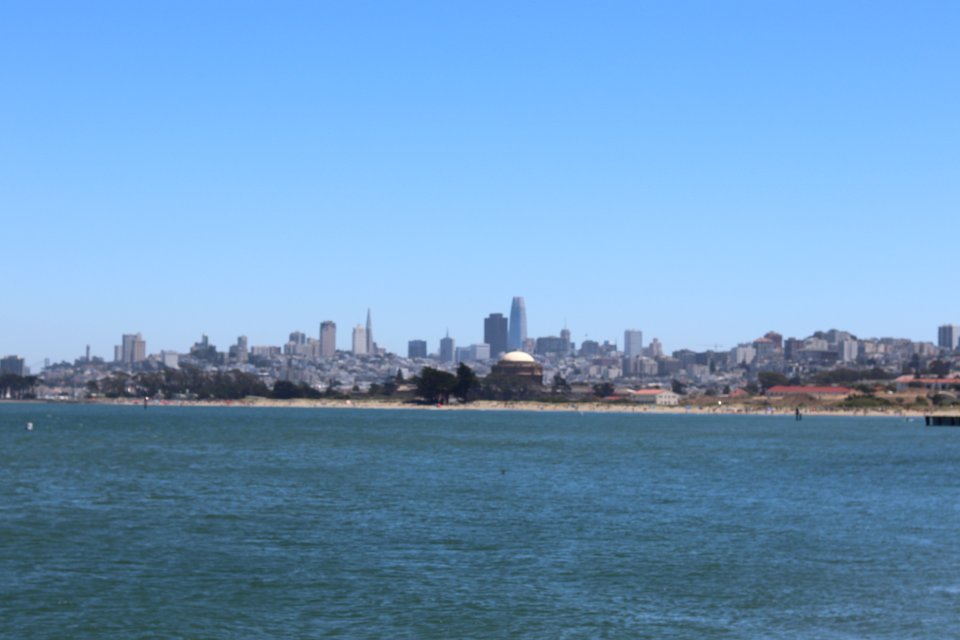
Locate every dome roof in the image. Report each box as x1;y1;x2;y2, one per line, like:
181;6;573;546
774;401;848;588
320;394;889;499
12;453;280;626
500;350;535;363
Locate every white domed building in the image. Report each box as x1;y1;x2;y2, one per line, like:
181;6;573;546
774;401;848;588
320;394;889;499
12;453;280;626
490;350;543;385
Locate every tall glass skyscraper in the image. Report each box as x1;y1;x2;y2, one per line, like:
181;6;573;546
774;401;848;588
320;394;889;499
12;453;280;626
624;329;644;358
366;309;374;355
508;296;527;350
484;313;508;358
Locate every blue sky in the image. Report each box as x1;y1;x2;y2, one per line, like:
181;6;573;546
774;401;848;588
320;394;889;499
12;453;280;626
2;1;958;366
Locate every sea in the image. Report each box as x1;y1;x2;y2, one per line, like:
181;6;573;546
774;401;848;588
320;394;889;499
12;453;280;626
2;403;959;639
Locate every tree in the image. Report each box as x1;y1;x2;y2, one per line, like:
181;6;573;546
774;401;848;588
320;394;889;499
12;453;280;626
671;379;687;395
453;363;479;402
272;380;301;399
0;374;38;400
100;372;133;398
909;354;921;375
758;371;789;392
551;373;571;394
416;367;457;404
593;382;615;398
928;360;950;378
481;372;539;401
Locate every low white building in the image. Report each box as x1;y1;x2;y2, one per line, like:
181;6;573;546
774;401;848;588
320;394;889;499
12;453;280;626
629;389;681;406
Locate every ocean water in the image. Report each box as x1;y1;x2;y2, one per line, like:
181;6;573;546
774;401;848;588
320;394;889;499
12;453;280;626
1;404;959;639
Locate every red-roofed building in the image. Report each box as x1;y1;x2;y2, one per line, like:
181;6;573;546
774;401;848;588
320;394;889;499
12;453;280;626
894;375;960;393
766;385;853;399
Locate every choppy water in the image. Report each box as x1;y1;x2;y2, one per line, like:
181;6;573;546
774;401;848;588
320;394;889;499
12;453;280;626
2;404;959;638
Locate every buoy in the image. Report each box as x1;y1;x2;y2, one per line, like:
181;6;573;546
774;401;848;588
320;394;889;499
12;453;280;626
25;422;33;431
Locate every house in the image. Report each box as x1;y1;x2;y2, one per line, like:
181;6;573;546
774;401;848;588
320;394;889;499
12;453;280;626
629;389;681;406
894;375;960;393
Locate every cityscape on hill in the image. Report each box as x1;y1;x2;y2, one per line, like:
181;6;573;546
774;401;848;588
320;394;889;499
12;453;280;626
2;297;959;407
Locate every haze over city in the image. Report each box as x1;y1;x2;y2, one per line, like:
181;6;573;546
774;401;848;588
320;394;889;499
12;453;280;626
2;2;958;366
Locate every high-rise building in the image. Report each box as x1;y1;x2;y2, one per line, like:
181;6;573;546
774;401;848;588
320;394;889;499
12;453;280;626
440;331;455;363
352;325;368;355
938;324;960;351
560;327;572;355
484;313;508;357
509;297;527;350
319;321;336;358
456;343;491;363
408;340;427;359
118;333;146;364
838;339;859;363
0;355;26;377
236;336;248;363
366;309;374;355
624;330;643;358
647;338;663;359
535;336;567;356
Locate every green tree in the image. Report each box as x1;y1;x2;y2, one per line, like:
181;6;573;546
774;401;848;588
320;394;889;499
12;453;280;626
758;371;789;392
416;367;457;404
671;379;687;395
593;382;615;398
453;363;479;402
0;374;38;399
100;372;133;398
272;380;301;399
928;360;950;377
551;373;571;394
480;372;539;401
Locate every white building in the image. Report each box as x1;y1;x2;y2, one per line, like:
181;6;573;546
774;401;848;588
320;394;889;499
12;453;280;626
838;339;859;363
352;325;368;355
730;345;757;366
629;389;680;405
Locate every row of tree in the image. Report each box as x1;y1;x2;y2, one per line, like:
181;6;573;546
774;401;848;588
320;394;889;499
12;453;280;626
94;367;271;400
0;374;39;399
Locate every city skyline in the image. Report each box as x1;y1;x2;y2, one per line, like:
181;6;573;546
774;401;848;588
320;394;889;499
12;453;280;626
2;3;958;367
7;300;959;369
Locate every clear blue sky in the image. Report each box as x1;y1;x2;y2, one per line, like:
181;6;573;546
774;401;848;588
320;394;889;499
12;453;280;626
2;1;958;367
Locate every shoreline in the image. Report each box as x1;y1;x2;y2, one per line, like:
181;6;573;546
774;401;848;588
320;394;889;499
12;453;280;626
1;397;940;419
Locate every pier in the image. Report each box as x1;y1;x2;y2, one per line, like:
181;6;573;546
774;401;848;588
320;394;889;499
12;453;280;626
925;415;960;427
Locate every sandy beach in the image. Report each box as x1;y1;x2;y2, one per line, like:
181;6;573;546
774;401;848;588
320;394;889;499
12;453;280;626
53;396;941;419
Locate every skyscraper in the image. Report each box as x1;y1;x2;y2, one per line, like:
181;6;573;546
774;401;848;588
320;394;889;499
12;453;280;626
508;296;527;350
408;340;427;359
939;324;960;350
484;313;508;357
119;333;146;364
319;321;336;358
624;330;643;358
352;325;368;355
0;355;26;376
366;308;374;355
440;331;455;363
